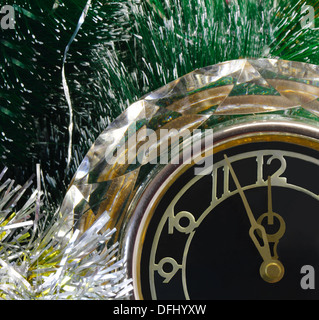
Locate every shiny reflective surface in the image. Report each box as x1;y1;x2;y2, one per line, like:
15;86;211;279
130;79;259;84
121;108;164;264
60;59;319;294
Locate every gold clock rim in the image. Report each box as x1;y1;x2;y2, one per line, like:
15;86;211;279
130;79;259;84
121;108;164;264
125;118;319;300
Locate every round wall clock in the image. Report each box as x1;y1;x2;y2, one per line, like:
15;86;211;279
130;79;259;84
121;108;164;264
61;58;319;299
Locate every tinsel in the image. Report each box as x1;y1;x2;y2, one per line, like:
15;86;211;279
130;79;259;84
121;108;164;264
0;164;132;299
1;0;319;299
3;0;319;201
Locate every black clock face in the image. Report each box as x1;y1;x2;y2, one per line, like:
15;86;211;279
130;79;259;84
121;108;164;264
134;135;319;300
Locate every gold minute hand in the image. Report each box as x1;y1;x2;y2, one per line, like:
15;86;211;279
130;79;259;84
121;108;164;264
223;155;284;283
223;155;272;261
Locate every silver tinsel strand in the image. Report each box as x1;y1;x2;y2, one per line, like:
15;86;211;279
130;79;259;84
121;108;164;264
0;166;133;300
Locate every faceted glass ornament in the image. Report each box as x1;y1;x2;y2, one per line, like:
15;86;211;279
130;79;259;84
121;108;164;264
60;58;319;248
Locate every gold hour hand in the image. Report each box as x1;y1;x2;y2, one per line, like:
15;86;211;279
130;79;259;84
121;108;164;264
257;176;286;260
224;155;284;283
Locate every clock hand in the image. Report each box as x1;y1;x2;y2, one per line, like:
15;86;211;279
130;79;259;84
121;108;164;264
223;155;271;261
224;155;284;283
267;176;274;224
257;176;286;260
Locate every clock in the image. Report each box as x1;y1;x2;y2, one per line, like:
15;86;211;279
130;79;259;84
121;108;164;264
128;120;319;299
61;58;319;299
